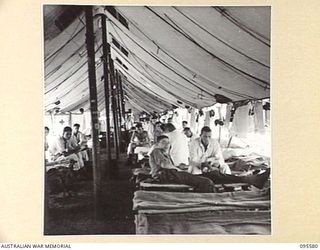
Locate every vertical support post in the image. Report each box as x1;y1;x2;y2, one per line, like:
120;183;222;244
116;70;122;128
109;59;120;160
68;112;72;127
115;70;123;152
118;73;126;122
85;6;102;219
101;14;112;179
218;106;222;143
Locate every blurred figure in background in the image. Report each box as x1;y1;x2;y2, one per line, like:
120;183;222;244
72;123;86;147
183;127;196;141
153;121;163;143
127;123;150;158
71;123;89;162
182;120;188;129
163;123;189;168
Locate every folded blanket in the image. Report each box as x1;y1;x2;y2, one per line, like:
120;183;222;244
135;210;271;234
133;189;270;213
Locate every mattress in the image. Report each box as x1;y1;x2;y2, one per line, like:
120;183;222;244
133;189;271;234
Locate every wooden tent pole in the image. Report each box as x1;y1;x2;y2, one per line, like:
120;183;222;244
115;70;124;152
85;6;102;219
118;73;126;122
101;14;112;178
109;59;120;160
115;70;123;130
218;106;222;143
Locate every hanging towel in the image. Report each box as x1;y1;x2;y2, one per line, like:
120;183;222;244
224;104;232;129
204;110;211;127
231;104;253;138
254;101;265;133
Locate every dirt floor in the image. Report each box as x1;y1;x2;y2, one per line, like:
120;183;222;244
44;152;136;235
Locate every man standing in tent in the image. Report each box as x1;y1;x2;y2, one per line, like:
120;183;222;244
49;126;84;170
189;126;231;175
163;123;189;168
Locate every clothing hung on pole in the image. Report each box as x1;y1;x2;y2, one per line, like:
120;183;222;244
231;103;254;138
254;101;265;133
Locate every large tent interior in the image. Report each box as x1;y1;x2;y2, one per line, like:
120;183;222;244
44;5;271;235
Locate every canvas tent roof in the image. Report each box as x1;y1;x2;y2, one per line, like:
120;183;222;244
44;5;270;115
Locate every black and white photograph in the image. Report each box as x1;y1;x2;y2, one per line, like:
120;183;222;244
43;5;271;235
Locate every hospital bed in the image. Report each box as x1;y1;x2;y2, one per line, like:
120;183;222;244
131;151;271;234
133;189;271;234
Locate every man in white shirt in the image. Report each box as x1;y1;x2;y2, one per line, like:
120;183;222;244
163;123;189;167
189;126;231;175
189;126;270;189
149;135;270;191
49;126;84;170
72;124;86;146
72;124;89;161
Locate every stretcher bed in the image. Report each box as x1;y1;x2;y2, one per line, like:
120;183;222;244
131;151;271;234
133;189;271;234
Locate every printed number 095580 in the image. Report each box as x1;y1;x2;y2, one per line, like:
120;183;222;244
300;244;318;248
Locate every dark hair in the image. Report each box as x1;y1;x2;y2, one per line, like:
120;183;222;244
200;126;211;134
73;123;80;128
183;127;191;132
63;126;72;133
182;121;188;124
155;121;162;126
164;123;176;132
157;135;169;142
160;123;166;131
136;123;143;128
44;126;49;131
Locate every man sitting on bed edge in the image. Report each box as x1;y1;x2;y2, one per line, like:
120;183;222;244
149;135;270;192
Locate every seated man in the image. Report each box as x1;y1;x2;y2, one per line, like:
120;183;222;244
149;135;215;192
149;135;270;192
72;123;87;147
48;126;84;170
71;123;89;162
127;123;150;156
189;126;231;175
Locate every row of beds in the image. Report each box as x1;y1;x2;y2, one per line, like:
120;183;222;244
131;149;271;235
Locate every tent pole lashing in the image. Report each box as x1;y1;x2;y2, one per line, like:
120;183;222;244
85;6;102;220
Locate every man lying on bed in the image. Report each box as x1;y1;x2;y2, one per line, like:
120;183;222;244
149;135;270;192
